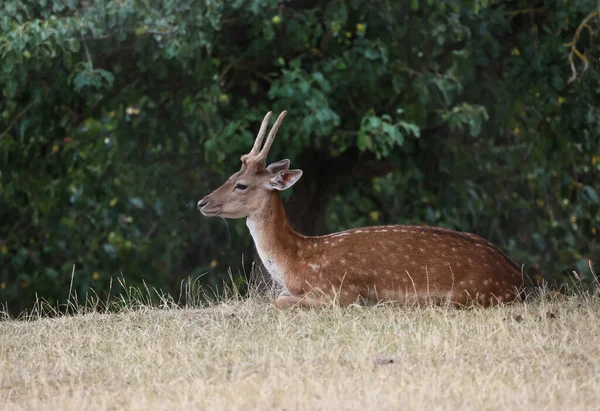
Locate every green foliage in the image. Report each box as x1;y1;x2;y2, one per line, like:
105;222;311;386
0;0;599;313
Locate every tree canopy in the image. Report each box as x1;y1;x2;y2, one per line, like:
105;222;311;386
1;0;599;314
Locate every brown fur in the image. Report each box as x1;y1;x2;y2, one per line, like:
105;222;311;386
250;193;523;308
198;110;524;308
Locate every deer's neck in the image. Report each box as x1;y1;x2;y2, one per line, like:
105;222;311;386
246;192;301;287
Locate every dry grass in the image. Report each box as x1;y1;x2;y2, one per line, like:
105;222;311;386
1;290;600;410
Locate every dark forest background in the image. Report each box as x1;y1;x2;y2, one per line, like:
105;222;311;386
1;0;599;314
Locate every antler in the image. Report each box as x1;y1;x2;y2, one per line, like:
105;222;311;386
247;111;273;157
241;110;288;167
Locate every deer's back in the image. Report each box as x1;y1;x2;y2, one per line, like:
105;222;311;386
283;225;523;306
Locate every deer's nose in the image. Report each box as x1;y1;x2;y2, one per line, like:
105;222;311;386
197;198;209;210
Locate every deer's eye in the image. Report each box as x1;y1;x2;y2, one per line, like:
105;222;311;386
235;183;248;191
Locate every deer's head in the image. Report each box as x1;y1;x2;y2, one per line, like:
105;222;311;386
197;111;303;219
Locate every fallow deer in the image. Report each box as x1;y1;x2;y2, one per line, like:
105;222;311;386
197;111;525;308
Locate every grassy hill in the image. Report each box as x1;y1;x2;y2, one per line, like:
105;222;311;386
1;292;599;410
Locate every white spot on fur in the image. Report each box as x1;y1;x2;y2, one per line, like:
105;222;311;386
330;232;349;238
308;263;320;271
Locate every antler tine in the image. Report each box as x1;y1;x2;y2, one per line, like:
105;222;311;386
247;111;273;157
257;110;287;161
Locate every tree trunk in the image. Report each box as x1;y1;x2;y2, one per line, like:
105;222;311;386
285;149;357;235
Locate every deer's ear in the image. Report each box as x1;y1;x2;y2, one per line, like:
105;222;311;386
266;159;290;174
267;169;303;191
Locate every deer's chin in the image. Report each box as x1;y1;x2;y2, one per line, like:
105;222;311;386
201;208;247;219
200;208;222;217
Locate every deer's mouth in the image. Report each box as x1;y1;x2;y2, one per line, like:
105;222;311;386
200;207;222;217
197;197;223;217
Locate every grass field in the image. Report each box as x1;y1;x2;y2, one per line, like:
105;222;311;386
1;290;600;410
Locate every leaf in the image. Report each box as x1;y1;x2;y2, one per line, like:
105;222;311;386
398;121;420;138
357;133;373;151
432;77;452;106
368;116;382;129
44;268;59;279
154;200;164;216
582;186;599;204
68;38;80;52
263;20;275;41
391;74;405;93
383;123;403;145
468;116;483;137
364;47;380;60
72;66;114;92
129;197;145;208
103;244;117;259
312;72;324;82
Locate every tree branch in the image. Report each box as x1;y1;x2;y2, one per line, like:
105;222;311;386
81;31;93;69
0;102;34;140
566;10;598;83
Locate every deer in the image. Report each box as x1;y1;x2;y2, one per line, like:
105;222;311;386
197;110;525;309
